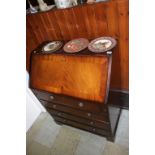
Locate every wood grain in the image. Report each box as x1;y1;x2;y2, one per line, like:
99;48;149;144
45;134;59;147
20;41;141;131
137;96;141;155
30;54;109;103
26;0;129;90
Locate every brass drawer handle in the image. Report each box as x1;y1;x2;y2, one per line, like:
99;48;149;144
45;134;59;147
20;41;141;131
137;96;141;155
78;102;84;107
53;105;56;108
50;95;54;100
58;112;62;116
87;113;91;117
90;121;94;125
92;128;96;132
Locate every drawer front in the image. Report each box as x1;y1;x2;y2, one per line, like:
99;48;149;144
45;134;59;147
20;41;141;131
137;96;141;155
33;89;107;114
40;100;109;123
53;115;111;137
48;109;110;130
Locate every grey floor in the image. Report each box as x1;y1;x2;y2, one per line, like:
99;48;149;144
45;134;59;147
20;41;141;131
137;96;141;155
27;109;129;155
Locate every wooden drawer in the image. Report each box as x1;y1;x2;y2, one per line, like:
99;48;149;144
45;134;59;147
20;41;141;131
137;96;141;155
52;115;111;137
48;109;110;130
40;100;109;123
33;89;107;114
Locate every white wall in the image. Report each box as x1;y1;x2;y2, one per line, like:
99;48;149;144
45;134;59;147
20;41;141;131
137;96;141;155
26;72;46;132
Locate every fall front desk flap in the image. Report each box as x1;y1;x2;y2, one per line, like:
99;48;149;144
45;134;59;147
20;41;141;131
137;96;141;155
30;54;111;103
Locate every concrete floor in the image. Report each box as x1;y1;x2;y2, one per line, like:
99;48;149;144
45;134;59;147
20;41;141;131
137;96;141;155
27;109;129;155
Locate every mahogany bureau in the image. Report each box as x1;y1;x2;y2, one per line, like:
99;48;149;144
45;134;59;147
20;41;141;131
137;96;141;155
30;41;121;141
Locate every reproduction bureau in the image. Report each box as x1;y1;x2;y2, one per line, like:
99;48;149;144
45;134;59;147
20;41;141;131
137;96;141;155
27;0;129;91
30;41;121;141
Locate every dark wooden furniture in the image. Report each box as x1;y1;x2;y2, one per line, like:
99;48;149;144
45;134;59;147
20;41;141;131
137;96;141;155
26;0;129;91
108;89;129;109
30;42;121;141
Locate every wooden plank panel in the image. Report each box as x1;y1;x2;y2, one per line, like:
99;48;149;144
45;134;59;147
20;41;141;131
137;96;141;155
104;1;121;89
47;11;63;40
62;9;79;39
105;1;119;38
110;46;122;89
117;0;129;89
81;5;92;39
94;2;109;36
54;10;71;40
26;19;39;71
26;16;40;43
72;6;89;38
26;19;38;45
28;15;44;43
39;12;57;40
86;4;99;38
104;0;129;90
36;14;52;41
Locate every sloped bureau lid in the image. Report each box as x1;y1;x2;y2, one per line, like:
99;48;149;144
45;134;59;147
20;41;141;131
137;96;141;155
30;54;111;103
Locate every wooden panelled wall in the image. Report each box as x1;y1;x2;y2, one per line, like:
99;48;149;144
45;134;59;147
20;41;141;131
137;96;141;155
26;0;129;90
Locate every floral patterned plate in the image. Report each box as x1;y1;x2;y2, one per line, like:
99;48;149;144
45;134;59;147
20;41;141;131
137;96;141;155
63;38;89;53
42;41;63;53
88;37;117;53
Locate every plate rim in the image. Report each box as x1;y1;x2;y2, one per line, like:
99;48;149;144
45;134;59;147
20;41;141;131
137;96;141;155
88;37;117;53
63;38;89;53
42;41;63;53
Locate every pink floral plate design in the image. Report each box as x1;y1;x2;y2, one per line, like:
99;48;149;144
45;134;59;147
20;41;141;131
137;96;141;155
63;38;89;53
88;37;117;53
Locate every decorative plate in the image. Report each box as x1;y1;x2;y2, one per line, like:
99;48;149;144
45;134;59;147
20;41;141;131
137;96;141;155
88;37;117;53
63;38;89;53
42;41;63;53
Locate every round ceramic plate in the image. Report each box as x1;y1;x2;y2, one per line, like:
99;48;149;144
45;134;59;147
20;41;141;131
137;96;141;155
42;41;63;53
88;37;117;53
63;38;89;53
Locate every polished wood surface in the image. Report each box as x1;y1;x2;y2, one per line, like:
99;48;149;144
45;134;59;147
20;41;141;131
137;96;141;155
30;50;121;141
38;98;109;121
26;0;129;90
32;88;121;141
33;89;106;113
53;115;111;137
30;54;110;103
47;109;110;130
